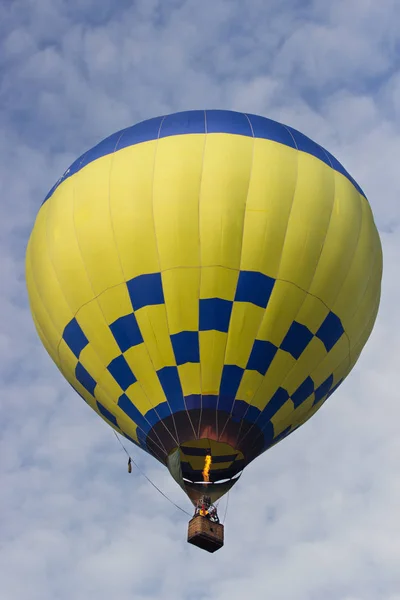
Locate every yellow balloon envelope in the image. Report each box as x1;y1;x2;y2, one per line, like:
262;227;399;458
26;110;382;504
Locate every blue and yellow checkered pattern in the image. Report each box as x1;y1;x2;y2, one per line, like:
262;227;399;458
26;110;382;498
57;266;354;471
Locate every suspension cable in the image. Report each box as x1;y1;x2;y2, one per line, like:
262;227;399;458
222;491;230;524
113;431;192;517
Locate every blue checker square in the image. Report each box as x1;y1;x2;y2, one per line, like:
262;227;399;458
245;405;261;424
107;355;136;390
68;382;87;404
273;426;292;444
314;374;334;404
280;321;313;359
199;298;233;333
202;395;218;409
327;378;343;399
137;428;147;446
96;401;118;427
316;311;345;352
257;387;289;429
118;393;150;434
75;362;96;396
127;273;164;311
185;394;201;410
220;365;244;398
156;366;185;412
110;313;143;353
151;401;172;421
63;318;88;358
247;340;278;375
260;421;275;446
144;408;161;427
218;395;236;414
171;331;200;365
230;400;250;423
291;376;314;408
231;400;250;420
235;271;275;308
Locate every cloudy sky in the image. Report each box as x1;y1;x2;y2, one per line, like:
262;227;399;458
1;0;400;598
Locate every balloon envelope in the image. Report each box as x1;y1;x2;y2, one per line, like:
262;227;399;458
26;110;382;503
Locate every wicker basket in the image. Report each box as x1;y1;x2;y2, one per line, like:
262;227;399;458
187;515;224;553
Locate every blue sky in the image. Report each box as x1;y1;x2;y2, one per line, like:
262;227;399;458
1;1;400;598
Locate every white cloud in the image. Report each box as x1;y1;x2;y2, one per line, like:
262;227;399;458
1;1;399;598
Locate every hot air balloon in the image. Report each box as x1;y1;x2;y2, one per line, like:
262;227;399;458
26;110;382;552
